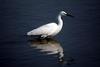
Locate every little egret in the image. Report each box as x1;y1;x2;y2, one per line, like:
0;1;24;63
27;11;73;38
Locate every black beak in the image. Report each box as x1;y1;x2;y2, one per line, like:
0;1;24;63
67;13;74;17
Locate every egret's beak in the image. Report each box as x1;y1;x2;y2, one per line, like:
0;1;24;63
67;13;74;17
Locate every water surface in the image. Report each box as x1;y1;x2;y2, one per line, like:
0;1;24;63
0;0;100;67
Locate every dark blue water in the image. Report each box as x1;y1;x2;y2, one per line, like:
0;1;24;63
0;0;100;67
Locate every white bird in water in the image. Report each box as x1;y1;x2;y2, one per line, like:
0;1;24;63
27;11;73;38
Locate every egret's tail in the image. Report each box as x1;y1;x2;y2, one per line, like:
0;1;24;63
27;30;38;36
27;28;43;36
27;31;32;36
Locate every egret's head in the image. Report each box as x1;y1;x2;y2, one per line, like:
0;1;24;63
60;11;74;17
60;11;67;16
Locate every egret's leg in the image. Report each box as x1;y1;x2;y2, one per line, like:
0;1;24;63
41;35;47;38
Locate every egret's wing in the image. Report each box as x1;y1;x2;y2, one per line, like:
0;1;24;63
27;23;57;35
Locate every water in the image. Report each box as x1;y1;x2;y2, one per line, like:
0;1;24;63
0;0;100;67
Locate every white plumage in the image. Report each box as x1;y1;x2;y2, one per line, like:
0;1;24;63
27;11;69;38
27;23;58;36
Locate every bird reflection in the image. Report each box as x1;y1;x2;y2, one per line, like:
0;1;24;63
28;38;74;64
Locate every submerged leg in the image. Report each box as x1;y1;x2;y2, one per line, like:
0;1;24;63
41;35;48;39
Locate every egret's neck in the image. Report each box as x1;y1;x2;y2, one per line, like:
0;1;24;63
57;14;63;30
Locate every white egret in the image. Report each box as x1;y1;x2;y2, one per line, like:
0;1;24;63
27;11;73;38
